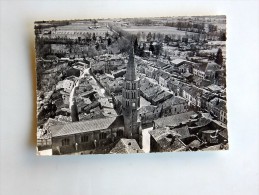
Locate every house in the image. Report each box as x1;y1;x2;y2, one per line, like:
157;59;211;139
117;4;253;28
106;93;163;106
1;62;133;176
167;79;185;96
149;127;186;152
110;139;144;154
111;69;126;78
65;67;81;78
153;111;196;129
138;105;161;125
205;62;221;81
182;85;202;109
171;125;190;140
151;91;173;105
37;118;67;150
154;69;171;88
160;96;188;116
206;84;222;93
200;91;216;111
50;116;125;154
105;78;123;95
207;97;227;123
192;63;207;79
171;58;186;67
113;95;123;114
178;63;190;73
201;130;220;145
145;65;157;78
182;72;193;82
56;79;74;93
140;79;164;102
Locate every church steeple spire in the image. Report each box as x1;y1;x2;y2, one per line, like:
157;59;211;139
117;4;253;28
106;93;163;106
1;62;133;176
125;44;137;81
122;42;141;147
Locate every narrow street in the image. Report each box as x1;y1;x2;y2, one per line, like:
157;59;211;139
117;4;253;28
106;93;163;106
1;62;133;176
69;66;116;114
69;68;89;109
142;126;153;153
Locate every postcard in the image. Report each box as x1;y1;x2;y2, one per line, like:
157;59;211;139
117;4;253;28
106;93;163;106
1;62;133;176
35;16;228;155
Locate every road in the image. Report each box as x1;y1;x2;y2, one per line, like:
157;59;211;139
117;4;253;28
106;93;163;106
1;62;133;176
69;68;89;108
142;126;153;153
69;67;116;116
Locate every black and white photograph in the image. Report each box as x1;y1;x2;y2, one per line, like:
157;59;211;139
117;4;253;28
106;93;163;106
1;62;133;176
1;0;259;194
35;16;228;155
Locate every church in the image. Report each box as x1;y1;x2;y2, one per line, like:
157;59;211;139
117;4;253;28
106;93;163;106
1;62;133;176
50;46;142;155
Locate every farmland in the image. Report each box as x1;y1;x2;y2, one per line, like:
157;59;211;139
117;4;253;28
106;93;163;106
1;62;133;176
122;25;197;36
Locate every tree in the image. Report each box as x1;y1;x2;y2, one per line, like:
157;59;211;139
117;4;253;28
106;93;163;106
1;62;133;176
152;33;156;41
92;33;96;41
92;19;98;27
87;46;98;57
164;35;170;43
149;42;155;53
147;32;152;42
157;33;164;42
107;37;112;46
138;46;144;57
215;48;223;65
117;38;130;53
220;32;226;41
136;32;141;40
208;24;217;32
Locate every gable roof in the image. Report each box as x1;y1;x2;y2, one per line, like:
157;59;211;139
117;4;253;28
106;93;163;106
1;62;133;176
51;116;124;137
171;125;190;139
154;111;196;128
110;139;144;154
193;63;207;72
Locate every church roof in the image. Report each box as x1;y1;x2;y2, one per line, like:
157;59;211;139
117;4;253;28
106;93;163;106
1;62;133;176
50;116;124;137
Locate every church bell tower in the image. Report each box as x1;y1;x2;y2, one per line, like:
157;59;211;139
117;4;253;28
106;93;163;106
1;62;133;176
122;45;141;145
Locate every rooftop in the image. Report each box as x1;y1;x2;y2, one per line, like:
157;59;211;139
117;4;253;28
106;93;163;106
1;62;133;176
154;111;196;128
51;116;124;137
149;127;185;151
171;58;186;65
110;139;144;154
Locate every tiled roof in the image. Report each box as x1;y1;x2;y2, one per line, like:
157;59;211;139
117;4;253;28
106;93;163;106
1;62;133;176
149;127;185;151
171;125;190;139
207;84;222;92
51;116;123;137
154;111;196;128
193;63;207;72
171;59;186;65
195;117;211;126
138;105;156;115
152;91;173;102
160;96;187;110
210;97;227;111
183;85;202;97
205;62;221;72
110;139;144;154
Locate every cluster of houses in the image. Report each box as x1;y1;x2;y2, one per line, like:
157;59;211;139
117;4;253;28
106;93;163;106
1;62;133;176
150;111;228;153
135;56;227;125
36;18;227;155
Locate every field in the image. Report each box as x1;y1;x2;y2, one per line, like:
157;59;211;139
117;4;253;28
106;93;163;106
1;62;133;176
55;22;110;34
122;25;197;36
